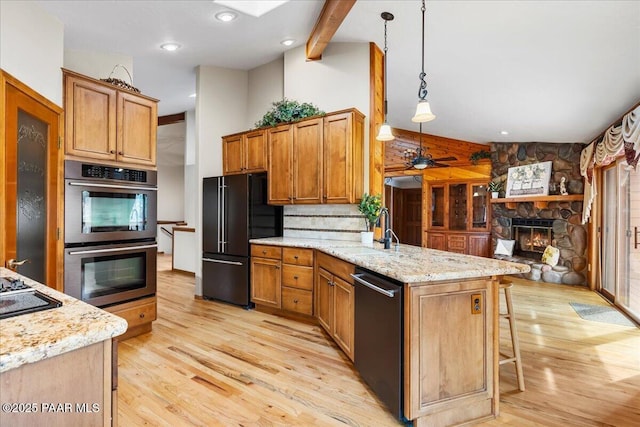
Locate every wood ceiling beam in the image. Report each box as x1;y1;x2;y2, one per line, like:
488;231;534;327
306;0;356;61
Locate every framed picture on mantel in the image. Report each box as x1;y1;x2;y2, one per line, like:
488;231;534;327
505;161;552;198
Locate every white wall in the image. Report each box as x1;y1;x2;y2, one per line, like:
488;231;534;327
194;65;249;295
0;1;63;106
158;165;185;221
184;109;197;226
247;57;284;128
284;42;371;190
64;49;134;82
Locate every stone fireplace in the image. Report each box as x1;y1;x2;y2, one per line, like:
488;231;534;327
491;142;588;286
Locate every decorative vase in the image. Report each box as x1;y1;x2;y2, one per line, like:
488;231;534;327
491;191;499;199
361;231;374;246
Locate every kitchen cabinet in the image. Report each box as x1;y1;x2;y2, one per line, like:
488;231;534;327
266;109;364;205
250;245;282;308
222;129;267;175
250;245;315;316
104;295;157;340
63;69;158;167
405;278;496;424
424;179;491;256
315;251;355;361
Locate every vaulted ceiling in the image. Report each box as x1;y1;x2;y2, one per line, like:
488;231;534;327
38;0;640;144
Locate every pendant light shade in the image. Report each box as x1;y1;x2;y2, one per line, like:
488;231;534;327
376;11;395;142
412;100;435;123
377;122;394;141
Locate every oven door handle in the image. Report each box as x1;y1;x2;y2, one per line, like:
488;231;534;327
202;258;243;266
68;182;158;191
68;244;157;255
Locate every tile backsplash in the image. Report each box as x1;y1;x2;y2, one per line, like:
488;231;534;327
283;204;365;241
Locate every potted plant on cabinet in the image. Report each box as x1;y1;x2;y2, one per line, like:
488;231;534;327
488;181;502;199
358;193;382;245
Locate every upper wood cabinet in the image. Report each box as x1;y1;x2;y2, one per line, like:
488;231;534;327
222;129;267;175
266;109;364;205
63;69;158;167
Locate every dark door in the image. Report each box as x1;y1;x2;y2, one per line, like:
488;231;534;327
202;177;222;254
202;253;249;306
2;71;63;288
223;174;249;257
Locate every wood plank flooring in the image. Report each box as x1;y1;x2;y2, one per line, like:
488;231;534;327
117;255;640;426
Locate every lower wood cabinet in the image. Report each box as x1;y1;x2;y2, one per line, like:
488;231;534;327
404;278;497;424
425;232;490;257
105;296;157;341
250;245;314;316
315;252;355;361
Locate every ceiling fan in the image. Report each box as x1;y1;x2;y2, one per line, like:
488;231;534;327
403;144;457;169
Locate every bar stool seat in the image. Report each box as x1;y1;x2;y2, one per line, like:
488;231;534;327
499;278;525;391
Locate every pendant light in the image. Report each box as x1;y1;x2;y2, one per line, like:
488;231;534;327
376;12;395;141
411;0;435;123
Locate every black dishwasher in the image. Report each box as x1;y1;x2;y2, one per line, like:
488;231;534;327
351;268;404;421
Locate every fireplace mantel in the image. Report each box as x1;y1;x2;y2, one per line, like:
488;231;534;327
490;194;583;209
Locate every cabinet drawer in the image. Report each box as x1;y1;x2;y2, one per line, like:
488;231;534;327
282;287;313;315
317;252;355;283
282;247;314;266
108;298;156;330
251;245;282;260
282;265;313;290
447;235;467;251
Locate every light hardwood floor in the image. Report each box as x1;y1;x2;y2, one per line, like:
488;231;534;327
117;255;640;426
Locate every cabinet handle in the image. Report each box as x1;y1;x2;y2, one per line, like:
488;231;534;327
327;279;334;286
294;255;298;260
109;150;115;154
262;250;267;254
294;275;298;280
293;299;299;304
275;265;280;270
118;151;123;155
139;313;145;319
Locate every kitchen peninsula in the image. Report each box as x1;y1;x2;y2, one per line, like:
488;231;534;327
0;268;127;427
250;237;530;426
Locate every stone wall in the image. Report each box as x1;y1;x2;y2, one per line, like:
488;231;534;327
491;142;588;286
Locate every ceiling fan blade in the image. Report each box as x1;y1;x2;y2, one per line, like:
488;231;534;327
431;156;457;162
431;162;451;168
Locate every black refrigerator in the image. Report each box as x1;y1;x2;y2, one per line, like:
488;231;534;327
202;173;282;307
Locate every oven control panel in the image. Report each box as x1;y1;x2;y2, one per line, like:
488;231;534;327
82;164;148;183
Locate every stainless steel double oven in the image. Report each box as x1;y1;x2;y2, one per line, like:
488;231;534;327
64;160;157;307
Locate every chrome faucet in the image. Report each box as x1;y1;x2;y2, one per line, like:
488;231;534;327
385;228;400;252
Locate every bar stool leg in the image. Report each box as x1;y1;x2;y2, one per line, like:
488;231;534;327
499;280;525;392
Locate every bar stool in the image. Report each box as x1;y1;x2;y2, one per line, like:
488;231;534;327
499;279;525;391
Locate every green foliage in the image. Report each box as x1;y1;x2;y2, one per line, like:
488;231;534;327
358;193;383;231
488;180;502;192
254;99;325;128
469;150;492;164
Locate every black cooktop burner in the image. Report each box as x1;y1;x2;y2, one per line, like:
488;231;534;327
0;277;62;319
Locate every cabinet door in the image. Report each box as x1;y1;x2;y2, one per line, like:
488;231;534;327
470;184;489;230
468;234;490;257
315;267;334;333
428;232;447;251
429;185;447;228
293;118;323;204
245;129;267;172
222;134;244;175
333;275;355;361
449;184;467;231
447;234;467;253
324;112;358;204
64;75;117;161
267;124;294;204
406;281;493;420
117;91;157;166
250;257;281;308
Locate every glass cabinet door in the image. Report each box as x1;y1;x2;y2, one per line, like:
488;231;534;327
471;184;488;230
449;184;467;230
431;186;446;227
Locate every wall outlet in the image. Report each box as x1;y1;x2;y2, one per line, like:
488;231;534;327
471;293;482;314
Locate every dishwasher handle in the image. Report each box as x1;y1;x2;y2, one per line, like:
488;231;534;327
351;273;398;298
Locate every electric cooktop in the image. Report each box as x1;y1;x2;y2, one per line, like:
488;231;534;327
0;277;62;319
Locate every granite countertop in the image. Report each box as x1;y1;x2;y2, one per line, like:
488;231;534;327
0;268;128;373
250;237;531;283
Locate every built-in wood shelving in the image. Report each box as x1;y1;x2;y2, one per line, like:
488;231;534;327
490;194;583;209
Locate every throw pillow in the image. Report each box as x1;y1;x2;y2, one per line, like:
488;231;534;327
494;239;516;257
541;245;560;266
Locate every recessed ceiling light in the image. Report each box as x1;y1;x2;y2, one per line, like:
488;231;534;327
281;39;295;46
500;130;509;135
215;11;237;22
160;42;181;51
189;93;197;98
